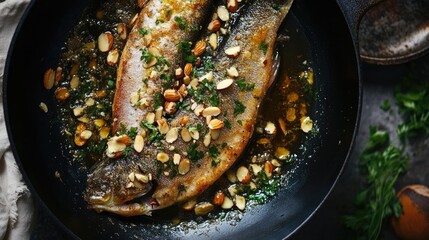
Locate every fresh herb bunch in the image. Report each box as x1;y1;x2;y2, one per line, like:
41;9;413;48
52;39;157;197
343;127;408;240
394;76;429;138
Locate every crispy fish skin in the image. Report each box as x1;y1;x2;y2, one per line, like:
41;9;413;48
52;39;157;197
85;0;293;217
112;0;210;133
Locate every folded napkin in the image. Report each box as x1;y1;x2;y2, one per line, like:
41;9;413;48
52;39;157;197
0;0;34;239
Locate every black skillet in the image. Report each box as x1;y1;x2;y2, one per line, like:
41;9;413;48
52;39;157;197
4;0;374;239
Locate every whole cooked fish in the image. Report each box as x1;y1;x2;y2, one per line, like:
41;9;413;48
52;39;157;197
85;0;293;216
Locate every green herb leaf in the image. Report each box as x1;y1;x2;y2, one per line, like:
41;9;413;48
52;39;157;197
259;42;268;55
187;143;204;162
174;16;188;31
233;100;246;117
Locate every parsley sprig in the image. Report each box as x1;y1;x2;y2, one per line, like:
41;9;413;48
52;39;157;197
343;127;408;240
394;77;429;138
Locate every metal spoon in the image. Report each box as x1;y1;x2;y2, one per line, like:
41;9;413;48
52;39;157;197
358;0;429;65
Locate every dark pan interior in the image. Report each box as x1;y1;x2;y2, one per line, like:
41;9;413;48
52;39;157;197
3;0;360;239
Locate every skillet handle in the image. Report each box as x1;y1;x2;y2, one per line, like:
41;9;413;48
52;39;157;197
336;0;383;45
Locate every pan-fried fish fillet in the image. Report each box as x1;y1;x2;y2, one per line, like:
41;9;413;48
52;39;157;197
84;0;293;216
112;0;211;133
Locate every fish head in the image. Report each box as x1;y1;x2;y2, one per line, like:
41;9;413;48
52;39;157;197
84;157;154;216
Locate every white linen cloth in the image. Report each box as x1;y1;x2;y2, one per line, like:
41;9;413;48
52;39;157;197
0;0;34;239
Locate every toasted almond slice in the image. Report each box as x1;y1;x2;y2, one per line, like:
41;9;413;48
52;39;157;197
165;127;179;143
55;87;70;101
155;106;163;120
157;152;169;163
157;119;169;134
264;161;274;178
173;153;181;165
236;166;251;183
221;196;234;209
134;135;144;153
235;195;246;211
146;112;155;124
80;130;92;140
213;191;225;206
184;63;193;76
128;172;135;182
217;6;230;22
70;75;80;90
43;68;55;90
216;79;234;90
227;0;239;12
208;119;224;130
99;126;110;139
189;128;200;140
226;170;237;183
107;49;119;65
117;23;127;39
209;33;218;50
54;66;62;85
225;46;241;58
275;147;290;160
164;89;181;102
39;102;48;113
199;71;213;82
98;32;113;52
164;101;177;115
194;104;204;116
203;132;211;147
226;66;239;78
135;173;149;183
178;158;191;175
202;107;221;117
194;202;214;216
265;121;277;134
278;118;287;135
228;184;238;197
181;128;192;142
300;116;313;133
207;19;221;32
73;107;84;117
193;40;207;56
182;198;197;211
210;129;221;140
250;164;262;175
143;57;157;68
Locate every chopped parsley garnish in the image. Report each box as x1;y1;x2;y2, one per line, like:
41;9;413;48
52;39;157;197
140;121;162;143
233;100;246;116
188;79;220;106
208;146;220;159
259;42;269;55
237;120;243;126
153;92;163;109
174;16;188;31
224;119;232;129
178;40;196;63
236;79;255;91
272;4;281;11
140;48;154;63
165;9;172;19
394;77;429;138
155;19;164;25
187;143;204;162
139;28;148;36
